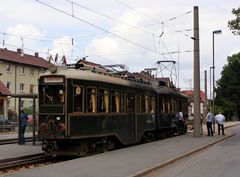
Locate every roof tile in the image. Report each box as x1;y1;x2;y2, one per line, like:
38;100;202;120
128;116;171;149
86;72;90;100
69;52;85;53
0;48;50;68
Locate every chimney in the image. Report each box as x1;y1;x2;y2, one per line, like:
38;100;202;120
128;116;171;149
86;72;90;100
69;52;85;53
17;48;22;54
34;52;39;57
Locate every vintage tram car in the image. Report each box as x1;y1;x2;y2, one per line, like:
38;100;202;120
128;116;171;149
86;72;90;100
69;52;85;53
38;63;188;156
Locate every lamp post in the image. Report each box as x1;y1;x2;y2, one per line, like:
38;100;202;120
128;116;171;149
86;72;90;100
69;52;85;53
209;66;214;113
212;30;222;133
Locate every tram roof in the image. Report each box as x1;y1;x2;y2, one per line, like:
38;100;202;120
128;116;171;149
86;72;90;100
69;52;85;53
153;84;188;98
40;66;154;90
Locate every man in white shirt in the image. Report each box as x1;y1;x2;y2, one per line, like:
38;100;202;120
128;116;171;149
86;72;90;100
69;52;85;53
215;112;225;135
206;108;214;136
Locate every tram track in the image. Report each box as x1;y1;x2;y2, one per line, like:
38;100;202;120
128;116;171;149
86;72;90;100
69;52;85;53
0;137;39;145
0;153;52;172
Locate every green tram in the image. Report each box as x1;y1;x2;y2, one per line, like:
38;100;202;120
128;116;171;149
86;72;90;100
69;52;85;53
38;65;188;156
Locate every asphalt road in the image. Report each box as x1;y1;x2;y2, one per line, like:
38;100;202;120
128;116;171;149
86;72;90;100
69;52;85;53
144;125;240;177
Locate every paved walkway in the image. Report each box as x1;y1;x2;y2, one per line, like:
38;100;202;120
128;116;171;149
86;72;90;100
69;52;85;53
4;121;239;177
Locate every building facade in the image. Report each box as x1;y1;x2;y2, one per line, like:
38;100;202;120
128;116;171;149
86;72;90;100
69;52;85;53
181;90;206;120
0;48;49;120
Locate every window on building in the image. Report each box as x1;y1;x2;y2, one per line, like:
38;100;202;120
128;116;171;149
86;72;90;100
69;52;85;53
6;82;11;89
20;83;24;92
73;85;83;112
20;100;24;109
7;100;10;109
30;68;34;76
30;84;34;93
6;64;11;72
19;66;24;74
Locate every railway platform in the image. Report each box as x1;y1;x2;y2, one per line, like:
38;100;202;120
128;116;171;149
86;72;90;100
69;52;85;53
3;121;239;177
0;132;42;161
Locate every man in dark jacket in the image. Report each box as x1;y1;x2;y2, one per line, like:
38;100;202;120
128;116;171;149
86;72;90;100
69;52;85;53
19;110;28;145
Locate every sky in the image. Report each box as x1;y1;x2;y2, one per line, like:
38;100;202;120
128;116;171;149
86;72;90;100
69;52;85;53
0;0;239;94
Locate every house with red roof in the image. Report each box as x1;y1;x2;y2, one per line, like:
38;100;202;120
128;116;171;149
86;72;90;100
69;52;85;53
182;90;206;118
0;48;50;120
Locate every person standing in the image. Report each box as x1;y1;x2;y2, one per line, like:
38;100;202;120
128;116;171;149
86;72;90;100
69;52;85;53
215;112;225;135
19;110;28;145
206;108;214;136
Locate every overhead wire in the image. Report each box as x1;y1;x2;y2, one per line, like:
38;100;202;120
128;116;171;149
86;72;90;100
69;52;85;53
65;0;154;36
34;0;157;54
112;0;193;39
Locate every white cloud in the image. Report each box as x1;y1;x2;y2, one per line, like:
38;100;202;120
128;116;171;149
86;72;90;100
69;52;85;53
6;24;44;50
0;0;239;91
49;36;73;58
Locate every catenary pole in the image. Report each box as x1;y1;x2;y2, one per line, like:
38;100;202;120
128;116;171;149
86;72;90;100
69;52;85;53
193;6;201;137
204;70;207;133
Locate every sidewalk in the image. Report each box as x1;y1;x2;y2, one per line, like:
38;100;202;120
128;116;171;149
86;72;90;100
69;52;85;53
6;121;240;177
0;132;34;141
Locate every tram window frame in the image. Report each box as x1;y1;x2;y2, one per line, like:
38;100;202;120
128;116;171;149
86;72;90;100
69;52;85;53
73;85;84;112
120;92;126;113
86;87;97;113
109;90;120;113
97;88;109;113
141;95;149;113
150;96;155;113
171;98;176;113
166;98;170;113
159;97;164;113
126;92;135;113
179;100;183;112
40;85;64;105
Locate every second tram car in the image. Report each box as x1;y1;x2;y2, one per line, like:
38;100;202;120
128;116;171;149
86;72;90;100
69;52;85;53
38;63;188;156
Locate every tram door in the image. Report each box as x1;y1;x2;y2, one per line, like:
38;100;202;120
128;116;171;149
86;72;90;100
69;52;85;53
126;92;136;142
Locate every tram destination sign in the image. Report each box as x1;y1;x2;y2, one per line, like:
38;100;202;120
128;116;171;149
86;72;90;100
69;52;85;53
44;76;64;83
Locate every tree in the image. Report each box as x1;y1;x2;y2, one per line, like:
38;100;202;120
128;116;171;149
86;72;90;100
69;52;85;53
228;7;240;35
215;53;240;120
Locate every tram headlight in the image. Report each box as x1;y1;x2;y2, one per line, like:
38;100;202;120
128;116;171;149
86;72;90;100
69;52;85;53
56;116;61;121
56;123;65;133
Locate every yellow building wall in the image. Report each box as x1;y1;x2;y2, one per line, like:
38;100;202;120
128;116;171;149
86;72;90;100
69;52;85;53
0;61;45;119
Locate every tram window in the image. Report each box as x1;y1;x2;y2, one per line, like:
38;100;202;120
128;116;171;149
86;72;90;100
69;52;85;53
179;100;183;112
73;86;83;112
98;88;109;113
167;99;170;113
110;90;120;113
150;96;155;113
87;87;96;113
159;97;163;113
164;99;170;113
141;95;148;113
40;85;64;105
171;99;176;113
136;94;140;113
120;92;126;112
126;93;135;112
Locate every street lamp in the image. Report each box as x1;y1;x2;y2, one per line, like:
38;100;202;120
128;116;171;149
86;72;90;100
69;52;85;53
212;29;222;132
209;66;214;113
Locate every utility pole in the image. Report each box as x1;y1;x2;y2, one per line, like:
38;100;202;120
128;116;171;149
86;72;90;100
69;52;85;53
204;70;207;132
193;6;201;137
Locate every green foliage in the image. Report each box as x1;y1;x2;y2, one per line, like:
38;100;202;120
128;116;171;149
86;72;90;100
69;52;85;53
215;52;240;119
23;107;33;115
228;7;240;35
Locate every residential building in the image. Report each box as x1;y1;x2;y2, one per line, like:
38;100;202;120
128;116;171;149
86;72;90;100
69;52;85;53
0;48;49;120
181;90;206;119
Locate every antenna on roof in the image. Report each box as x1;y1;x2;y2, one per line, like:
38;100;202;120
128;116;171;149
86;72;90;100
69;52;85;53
20;37;24;57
